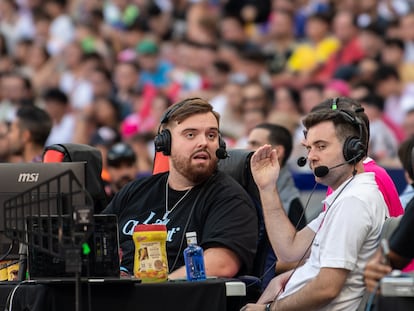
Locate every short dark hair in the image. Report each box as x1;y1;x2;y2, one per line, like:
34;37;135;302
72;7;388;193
384;37;404;50
309;97;370;149
42;88;68;105
373;64;400;83
359;94;385;112
303;98;368;158
107;142;137;167
161;98;220;129
255;123;292;166
16;105;52;146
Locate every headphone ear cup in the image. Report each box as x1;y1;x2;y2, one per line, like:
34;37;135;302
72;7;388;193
343;137;365;163
219;135;226;151
154;129;172;156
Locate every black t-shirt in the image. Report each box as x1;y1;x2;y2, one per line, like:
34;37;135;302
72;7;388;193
390;198;414;259
103;171;258;275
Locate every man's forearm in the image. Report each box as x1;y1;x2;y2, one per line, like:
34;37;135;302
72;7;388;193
260;187;309;262
268;268;347;311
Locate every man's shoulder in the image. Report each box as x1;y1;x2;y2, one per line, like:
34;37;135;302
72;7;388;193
363;159;395;181
211;170;247;190
121;173;166;193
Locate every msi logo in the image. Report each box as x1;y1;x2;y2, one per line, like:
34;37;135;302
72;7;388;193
18;173;39;182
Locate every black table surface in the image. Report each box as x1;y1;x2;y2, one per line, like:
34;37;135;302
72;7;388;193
0;278;247;311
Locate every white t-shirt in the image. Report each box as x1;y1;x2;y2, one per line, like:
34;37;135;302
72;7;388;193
279;173;387;311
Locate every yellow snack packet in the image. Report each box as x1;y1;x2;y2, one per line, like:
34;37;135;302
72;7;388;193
133;224;168;283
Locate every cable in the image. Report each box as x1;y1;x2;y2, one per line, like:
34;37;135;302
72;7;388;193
365;282;381;311
169;175;215;273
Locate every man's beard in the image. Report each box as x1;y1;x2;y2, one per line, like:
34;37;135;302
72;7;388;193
170;150;217;184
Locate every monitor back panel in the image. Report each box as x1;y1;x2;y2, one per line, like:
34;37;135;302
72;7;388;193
0;162;86;256
27;214;120;279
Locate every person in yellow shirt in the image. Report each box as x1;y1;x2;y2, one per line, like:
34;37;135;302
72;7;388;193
287;13;340;76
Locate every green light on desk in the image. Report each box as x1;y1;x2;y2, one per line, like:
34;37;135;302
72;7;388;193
82;243;91;255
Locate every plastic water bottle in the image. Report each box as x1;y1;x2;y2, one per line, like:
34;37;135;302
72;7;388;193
183;232;206;281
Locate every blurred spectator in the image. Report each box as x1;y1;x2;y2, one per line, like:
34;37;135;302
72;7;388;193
323;79;350;98
239;48;271;86
234;108;267;148
264;9;297;84
0;72;34;122
89;125;121;183
399;11;414;62
286;12;339;85
44;0;75;56
135;38;173;90
349;80;374;100
91;96;123;131
105;142;138;202
8;105;52;162
126;132;154;177
218;82;245;142
373;64;414;140
355;57;379;85
359;94;399;165
121;92;171;139
0;33;8;56
356;0;390;33
241;81;272;113
299;82;324;114
12;38;33;68
402;108;414;138
357;24;384;59
0;0;33;53
0;121;12;162
219;15;255;51
397;136;414;208
42;87;76;146
272;85;302;119
314;10;365;83
113;61;140;109
247;122;306;283
58;42;94;111
168;39;204;95
185;1;219;46
204;60;232;111
381;37;414;85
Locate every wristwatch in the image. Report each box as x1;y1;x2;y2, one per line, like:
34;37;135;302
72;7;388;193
265;302;272;311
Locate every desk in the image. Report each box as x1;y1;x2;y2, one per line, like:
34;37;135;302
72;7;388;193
0;278;246;311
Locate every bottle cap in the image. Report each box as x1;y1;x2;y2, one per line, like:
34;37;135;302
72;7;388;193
185;232;197;238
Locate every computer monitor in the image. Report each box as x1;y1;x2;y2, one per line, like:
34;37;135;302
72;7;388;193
0;162;86;256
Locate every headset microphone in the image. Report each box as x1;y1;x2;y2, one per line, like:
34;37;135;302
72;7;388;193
314;165;330;178
216;147;229;159
313;152;363;178
297;157;307;167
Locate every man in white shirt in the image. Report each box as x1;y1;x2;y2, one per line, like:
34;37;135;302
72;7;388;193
243;97;388;311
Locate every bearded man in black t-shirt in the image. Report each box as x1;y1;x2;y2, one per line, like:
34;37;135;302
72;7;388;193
103;97;258;278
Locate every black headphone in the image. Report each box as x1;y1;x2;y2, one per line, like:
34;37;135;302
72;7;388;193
331;98;366;164
154;98;227;158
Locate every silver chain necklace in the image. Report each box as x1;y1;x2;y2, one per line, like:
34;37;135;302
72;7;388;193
163;179;192;220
